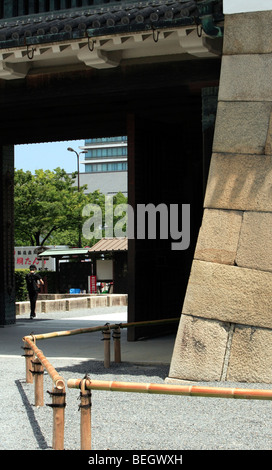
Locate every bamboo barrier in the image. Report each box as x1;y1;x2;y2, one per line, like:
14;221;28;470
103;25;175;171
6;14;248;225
23;317;179;367
23;336;65;389
67;378;272;400
102;324;111;368
23;340;34;384
21;316;272;451
23;318;179;342
67;377;272;449
22;335;66;450
79;378;92;450
21;317;179;449
32;358;44;407
113;325;121;363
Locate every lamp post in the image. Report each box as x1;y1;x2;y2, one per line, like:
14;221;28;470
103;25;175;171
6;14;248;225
67;147;87;191
67;147;87;247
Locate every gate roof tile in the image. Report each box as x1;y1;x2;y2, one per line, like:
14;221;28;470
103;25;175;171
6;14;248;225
0;0;223;49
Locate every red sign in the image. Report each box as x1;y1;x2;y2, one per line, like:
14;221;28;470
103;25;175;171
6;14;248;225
88;275;97;294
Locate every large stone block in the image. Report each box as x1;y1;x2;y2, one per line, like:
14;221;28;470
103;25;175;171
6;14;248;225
42;299;66;313
213;102;272;154
182;260;272;329
265;111;272;155
236;211;272;272
204;153;272;212
227;325;272;383
65;297;88;311
223;12;272;55
16;301;41;315
168;314;230;382
195;208;242;265
219;54;272;102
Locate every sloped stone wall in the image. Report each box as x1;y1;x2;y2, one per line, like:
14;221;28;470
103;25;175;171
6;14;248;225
168;11;272;383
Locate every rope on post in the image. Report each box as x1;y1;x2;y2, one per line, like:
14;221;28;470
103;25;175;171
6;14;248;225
23;335;66;450
22;341;34;383
78;377;92;450
102;323;111;368
23;335;65;389
32;358;44;407
112;325;121;363
47;388;66;450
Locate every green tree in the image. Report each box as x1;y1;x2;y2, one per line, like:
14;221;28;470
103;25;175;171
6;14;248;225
14;168;103;246
14;168;128;247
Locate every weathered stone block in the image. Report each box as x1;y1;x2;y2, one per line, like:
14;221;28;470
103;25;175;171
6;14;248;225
204;153;272;212
16;301;41;315
65;297;88;311
265;111;272;155
236;211;272;272
168;314;230;382
223;12;272;55
227;325;272;383
89;295;108;308
182;260;272;329
213;101;272;154
219;54;272;102
42;299;66;313
195;208;242;265
107;294;128;306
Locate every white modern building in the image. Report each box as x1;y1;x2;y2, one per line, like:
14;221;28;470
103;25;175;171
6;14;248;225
78;136;128;197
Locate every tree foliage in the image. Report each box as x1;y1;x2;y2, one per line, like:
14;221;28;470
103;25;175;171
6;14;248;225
14;168;127;247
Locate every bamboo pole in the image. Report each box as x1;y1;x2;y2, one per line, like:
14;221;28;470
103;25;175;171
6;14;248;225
23;318;179;342
102;325;111;368
50;386;66;451
80;379;92;450
23;336;65;390
23;336;66;449
67;378;272;401
33;358;44;407
23;340;34;384
113;326;121;363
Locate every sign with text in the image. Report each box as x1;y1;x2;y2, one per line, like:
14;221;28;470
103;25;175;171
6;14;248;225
88;275;97;294
14;246;56;270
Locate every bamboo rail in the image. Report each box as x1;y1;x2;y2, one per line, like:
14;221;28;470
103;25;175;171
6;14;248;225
23;335;65;389
21;317;179;448
67;377;272;450
79;379;92;450
23;317;179;342
21;316;272;451
23;317;179;369
22;335;66;450
68;378;272;400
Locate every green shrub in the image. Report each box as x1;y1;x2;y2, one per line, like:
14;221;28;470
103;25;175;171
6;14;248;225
15;269;57;301
15;269;29;301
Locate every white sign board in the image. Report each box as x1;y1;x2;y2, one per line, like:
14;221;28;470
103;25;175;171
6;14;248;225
96;259;113;280
224;0;272;14
14;246;55;270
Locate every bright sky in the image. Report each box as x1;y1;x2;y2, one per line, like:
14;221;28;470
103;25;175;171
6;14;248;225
223;0;271;13
14;140;85;173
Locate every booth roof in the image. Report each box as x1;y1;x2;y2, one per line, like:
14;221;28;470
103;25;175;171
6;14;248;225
38;248;90;257
39;238;127;257
88;237;128;252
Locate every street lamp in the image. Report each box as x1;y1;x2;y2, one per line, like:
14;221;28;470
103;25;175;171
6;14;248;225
67;147;87;191
67;147;87;247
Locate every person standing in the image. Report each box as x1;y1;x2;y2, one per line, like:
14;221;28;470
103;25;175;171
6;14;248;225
25;265;44;320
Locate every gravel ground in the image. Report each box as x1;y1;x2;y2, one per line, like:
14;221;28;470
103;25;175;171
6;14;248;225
1;308;272;452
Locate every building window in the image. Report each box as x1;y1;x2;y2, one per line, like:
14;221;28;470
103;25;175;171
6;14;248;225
85;162;128;173
86;146;127;159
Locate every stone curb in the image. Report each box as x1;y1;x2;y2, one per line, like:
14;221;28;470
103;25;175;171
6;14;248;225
16;294;128;315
